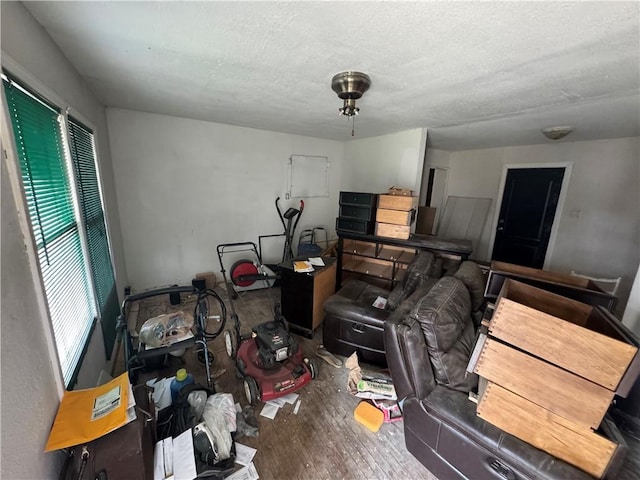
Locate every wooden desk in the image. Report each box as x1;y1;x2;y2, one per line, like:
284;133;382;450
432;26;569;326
280;258;337;338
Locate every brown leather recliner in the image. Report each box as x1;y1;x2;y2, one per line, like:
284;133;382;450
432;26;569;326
384;271;593;480
323;250;441;366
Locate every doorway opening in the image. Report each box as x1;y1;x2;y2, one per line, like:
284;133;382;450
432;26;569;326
489;164;571;269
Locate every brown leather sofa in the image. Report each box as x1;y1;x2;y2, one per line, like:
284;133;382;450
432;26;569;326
384;266;594;480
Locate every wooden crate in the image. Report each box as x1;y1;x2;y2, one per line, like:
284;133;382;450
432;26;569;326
375;222;410;240
491;279;637;392
474;337;614;429
375;208;414;226
377;194;418;211
477;382;624;479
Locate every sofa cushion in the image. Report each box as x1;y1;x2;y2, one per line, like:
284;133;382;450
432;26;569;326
410;276;478;392
323;279;391;325
452;261;485;312
387;251;436;310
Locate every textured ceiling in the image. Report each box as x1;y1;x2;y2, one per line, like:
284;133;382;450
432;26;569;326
23;1;640;150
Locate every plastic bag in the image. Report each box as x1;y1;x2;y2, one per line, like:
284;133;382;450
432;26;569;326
201;393;236;461
139;311;194;347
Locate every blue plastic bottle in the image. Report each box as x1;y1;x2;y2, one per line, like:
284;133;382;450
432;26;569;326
170;368;195;402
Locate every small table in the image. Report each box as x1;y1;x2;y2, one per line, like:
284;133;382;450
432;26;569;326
279;258;337;338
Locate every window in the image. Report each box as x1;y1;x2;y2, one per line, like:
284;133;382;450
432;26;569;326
3;75;117;387
67;117;120;361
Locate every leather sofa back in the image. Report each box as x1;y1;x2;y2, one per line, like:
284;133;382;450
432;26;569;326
411;276;478;393
386;251;436;310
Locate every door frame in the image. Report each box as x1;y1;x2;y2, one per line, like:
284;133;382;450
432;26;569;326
487;162;573;269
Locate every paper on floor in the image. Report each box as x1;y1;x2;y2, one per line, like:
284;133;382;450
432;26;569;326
225;462;259;480
266;397;287;408
234;443;257;466
280;392;299;405
260;403;279;419
293;399;301;415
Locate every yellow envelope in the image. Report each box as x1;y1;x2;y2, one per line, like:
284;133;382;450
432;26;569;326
45;372;130;451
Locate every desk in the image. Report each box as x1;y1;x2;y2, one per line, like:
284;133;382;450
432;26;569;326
280;258;337;338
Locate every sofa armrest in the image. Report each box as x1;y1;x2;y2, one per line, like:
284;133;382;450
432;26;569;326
384;282;438;402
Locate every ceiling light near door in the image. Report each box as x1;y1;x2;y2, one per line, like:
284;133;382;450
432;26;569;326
541;126;573;140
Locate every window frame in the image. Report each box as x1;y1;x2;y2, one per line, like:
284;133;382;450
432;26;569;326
1;64;117;390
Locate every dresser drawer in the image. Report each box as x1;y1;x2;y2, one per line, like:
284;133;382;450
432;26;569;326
336;217;374;234
339;204;375;221
339;191;378;208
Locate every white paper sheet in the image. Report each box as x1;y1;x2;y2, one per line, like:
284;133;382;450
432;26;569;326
308;257;325;266
173;429;197;480
153;430;197;480
293;399;301;415
146;376;175;412
225;462;259;480
234;443;257;466
266;397;287;408
372;296;387;309
260;403;279;419
280;392;299;405
154;437;174;480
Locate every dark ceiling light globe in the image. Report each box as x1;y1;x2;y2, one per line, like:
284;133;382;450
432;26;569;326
331;71;371;117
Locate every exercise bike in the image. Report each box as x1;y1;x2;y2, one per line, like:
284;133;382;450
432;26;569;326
217;242;317;405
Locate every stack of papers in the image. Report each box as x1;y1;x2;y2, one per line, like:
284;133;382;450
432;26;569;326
293;261;314;273
259;393;300;419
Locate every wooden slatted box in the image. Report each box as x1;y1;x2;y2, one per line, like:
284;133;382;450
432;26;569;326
470;279;639;478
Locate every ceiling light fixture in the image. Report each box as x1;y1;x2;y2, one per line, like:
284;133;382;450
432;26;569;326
541;126;573;140
331;71;371;136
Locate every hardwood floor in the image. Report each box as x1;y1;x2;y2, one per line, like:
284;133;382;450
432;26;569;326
113;284;639;480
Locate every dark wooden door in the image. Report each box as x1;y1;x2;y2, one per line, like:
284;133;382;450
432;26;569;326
491;167;565;268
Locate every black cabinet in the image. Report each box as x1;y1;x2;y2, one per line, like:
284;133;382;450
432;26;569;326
336;191;377;235
280;258;337;338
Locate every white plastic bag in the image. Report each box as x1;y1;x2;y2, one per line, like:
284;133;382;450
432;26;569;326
201;393;236;460
139;311;194;347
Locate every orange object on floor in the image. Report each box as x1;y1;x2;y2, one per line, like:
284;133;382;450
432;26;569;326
354;401;384;432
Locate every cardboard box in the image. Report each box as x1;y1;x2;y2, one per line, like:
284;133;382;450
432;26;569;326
415;206;436;235
377;194;418;211
374;222;410;240
194;271;217;290
387;186;414;196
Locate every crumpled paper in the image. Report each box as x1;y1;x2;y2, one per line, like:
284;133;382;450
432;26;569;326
345;352;397;400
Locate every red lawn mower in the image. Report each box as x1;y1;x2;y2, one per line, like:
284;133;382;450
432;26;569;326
216;241;317;405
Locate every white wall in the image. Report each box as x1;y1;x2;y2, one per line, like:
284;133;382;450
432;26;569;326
436;137;640;313
1;3;124;477
107;108;344;289
342;128;426;195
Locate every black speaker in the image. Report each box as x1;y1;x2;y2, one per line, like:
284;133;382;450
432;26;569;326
192;278;206;292
169;291;181;305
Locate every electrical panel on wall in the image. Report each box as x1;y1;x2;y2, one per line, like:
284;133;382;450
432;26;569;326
287;155;329;198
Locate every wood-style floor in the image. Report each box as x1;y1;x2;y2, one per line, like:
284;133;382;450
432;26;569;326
113;284;640;480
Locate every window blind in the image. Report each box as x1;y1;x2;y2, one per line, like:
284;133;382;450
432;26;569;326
68;117;119;358
3;78;96;386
